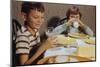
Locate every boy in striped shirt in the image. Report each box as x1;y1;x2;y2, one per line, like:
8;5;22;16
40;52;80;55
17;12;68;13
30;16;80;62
15;2;57;65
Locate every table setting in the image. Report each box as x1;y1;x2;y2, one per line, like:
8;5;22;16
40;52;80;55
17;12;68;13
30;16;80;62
37;33;96;64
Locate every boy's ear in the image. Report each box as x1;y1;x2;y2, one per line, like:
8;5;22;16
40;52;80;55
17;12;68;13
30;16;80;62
21;12;27;21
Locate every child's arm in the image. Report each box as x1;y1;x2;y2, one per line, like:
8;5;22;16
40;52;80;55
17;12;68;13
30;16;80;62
52;23;67;35
78;19;94;36
25;36;57;64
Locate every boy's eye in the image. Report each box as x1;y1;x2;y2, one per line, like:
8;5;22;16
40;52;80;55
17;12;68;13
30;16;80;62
70;16;74;18
33;16;39;19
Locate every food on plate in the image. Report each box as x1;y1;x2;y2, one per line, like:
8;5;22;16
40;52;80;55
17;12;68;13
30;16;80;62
56;35;76;45
77;45;95;59
84;39;95;45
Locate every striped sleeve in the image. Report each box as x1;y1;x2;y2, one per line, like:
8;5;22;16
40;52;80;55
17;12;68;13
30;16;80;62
29;32;40;47
16;32;30;54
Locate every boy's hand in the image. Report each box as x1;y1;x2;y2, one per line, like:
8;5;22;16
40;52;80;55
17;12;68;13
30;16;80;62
76;19;85;27
67;18;76;26
45;36;58;48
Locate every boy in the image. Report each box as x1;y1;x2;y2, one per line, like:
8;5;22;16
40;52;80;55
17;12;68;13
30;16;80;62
52;6;93;36
15;2;57;65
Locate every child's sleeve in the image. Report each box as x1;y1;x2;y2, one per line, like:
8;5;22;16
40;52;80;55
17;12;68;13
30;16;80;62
52;23;67;35
15;31;30;54
81;25;94;36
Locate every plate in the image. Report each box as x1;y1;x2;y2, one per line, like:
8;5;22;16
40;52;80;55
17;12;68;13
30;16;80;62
68;33;89;39
44;47;77;58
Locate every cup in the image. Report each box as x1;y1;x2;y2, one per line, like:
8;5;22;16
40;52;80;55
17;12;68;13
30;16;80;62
73;21;79;28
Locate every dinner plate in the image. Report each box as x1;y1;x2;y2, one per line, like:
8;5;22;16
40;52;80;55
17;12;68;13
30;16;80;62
68;33;89;39
44;47;77;58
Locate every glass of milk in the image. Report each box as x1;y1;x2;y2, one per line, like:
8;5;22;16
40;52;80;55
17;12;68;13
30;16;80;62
73;21;79;28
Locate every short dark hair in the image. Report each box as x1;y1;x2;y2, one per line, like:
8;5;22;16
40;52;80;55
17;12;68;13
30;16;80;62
66;6;82;20
21;2;45;14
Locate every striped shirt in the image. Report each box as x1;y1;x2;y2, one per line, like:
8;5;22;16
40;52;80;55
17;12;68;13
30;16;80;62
16;26;40;54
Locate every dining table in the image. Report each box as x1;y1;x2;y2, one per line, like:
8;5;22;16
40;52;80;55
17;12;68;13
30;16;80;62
37;33;96;64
